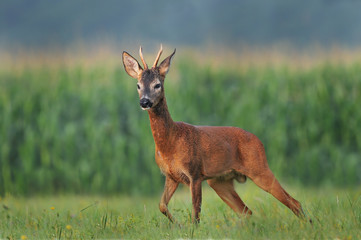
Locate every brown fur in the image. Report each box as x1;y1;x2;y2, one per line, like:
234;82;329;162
122;47;305;224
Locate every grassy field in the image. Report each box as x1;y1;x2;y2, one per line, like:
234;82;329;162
0;47;360;238
0;183;360;239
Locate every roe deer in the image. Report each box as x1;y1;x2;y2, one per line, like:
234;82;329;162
122;45;306;224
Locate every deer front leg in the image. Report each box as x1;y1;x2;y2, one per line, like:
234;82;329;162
190;179;202;223
159;176;179;223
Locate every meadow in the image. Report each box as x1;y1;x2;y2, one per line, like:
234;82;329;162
0;46;360;238
1;184;360;239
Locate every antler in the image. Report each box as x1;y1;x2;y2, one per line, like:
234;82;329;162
139;46;148;69
152;44;163;68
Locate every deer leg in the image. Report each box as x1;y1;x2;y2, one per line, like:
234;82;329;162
207;178;252;216
249;169;304;218
160;176;179;223
190;179;202;223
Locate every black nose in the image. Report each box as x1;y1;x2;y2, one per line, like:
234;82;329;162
140;98;153;109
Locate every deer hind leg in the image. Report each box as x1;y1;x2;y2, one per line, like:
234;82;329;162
207;178;252;216
248;169;304;218
160;176;179;223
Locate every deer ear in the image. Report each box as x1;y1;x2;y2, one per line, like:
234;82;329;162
122;51;143;79
158;49;176;77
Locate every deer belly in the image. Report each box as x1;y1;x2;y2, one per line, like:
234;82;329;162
201;144;237;177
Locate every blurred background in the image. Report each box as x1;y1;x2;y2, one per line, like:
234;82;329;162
0;0;360;196
2;0;361;48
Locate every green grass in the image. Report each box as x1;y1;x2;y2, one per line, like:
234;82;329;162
1;184;360;239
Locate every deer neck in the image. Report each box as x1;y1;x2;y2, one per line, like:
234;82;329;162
148;97;176;151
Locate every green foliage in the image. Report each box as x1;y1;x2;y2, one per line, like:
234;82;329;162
0;185;360;239
0;59;361;196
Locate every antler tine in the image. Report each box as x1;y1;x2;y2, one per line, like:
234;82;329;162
152;44;163;68
139;46;148;69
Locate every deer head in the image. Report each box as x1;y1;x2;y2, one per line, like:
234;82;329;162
122;45;176;110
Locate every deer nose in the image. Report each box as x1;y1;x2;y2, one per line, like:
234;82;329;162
140;98;153;109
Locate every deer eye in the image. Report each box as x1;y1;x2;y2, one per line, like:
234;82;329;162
137;84;141;90
154;83;161;89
